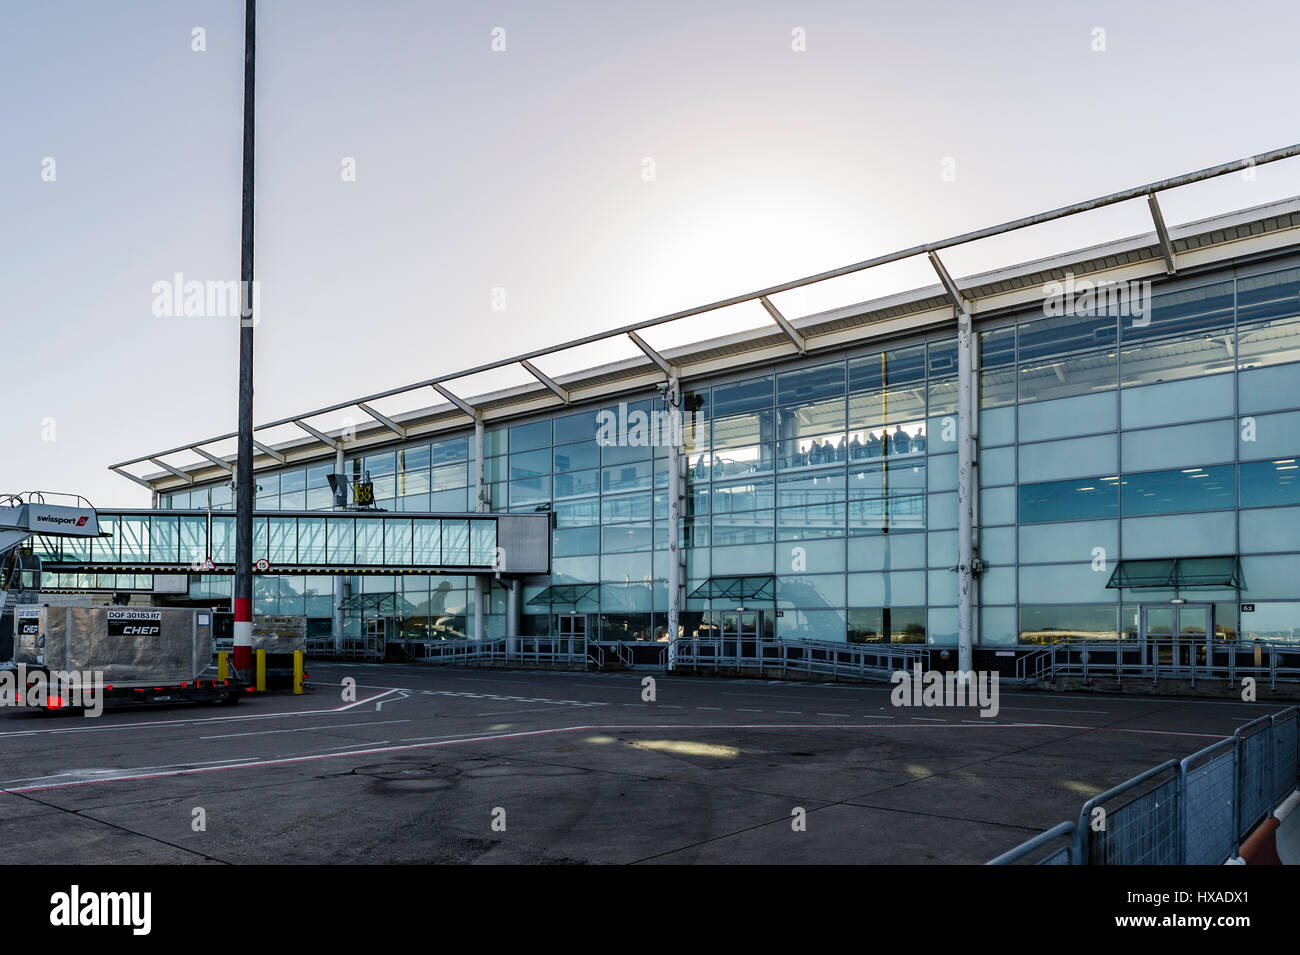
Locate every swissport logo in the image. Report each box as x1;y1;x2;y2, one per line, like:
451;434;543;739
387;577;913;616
35;514;88;527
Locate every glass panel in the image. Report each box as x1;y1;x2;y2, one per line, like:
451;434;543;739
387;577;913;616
327;518;355;564
430;435;469;465
508;475;550;505
279;469;307;510
777;503;845;540
602;492;652;524
413;520;441;564
268;517;296;563
431;462;468;491
554;440;599;473
1239;316;1300;372
211;516;235;562
778;471;846;507
711;478;774;512
712;374;773;417
1120;329;1236;388
555;467;599;498
1018;605;1119;644
555;497;600;527
442;519;469;564
1177;606;1209;637
1017;348;1117;402
1018;310;1117;362
1239;458;1300;507
601;523;653;553
555;408;601;445
380;518;410;565
355;520;383;564
509;419;551;452
777;400;846;469
1122;279;1233;343
602;460;653;492
89;519;116;563
777;361;844;406
471;520;498;564
710;411;774;478
179;516;206;566
509;448;551;479
847;607;927;643
119;516;149;562
1019;476;1119;524
554;526;600;557
149;516;179;564
1120;465;1235;517
1145;607;1174;636
299;518;326;563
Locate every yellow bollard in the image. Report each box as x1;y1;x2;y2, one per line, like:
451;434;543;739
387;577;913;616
256;648;266;692
218;651;229;682
293;650;304;695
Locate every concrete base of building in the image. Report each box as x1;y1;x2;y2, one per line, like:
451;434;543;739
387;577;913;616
1025;675;1300;701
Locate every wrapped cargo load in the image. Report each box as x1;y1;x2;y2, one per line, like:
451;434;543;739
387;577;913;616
16;606;211;687
252;614;307;654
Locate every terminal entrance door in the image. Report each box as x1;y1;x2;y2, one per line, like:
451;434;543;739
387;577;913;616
555;613;587;657
555;614;586;640
1140;604;1211;676
721;610;762;659
364;617;387;657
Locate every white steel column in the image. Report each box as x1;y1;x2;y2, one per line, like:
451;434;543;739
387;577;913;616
332;446;346;653
957;308;976;676
474;417;488;641
666;375;684;670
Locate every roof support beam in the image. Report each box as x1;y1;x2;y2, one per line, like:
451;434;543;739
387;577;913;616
627;331;675;377
520;359;570;403
430;383;482;420
758;296;805;353
147;457;195;485
293;419;341;450
1147;193;1177;274
927;251;971;314
355;402;407;439
252;440;286;464
193;448;235;473
112;466;156;491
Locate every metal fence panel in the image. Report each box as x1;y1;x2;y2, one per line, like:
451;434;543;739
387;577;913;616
1181;740;1236;866
1237;718;1273;840
986;820;1075;865
1271;709;1298;806
1094;776;1181;864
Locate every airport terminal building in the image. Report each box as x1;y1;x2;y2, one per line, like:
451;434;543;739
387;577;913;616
49;184;1300;672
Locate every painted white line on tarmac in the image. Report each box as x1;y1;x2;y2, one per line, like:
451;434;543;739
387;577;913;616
200;719;410;740
0;691;406;739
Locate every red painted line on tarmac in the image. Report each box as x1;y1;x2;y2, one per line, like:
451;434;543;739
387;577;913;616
2;719;1229;794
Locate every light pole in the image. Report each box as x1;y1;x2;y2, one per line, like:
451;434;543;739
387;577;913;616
233;0;256;675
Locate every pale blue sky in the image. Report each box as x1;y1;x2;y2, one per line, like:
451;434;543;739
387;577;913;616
5;0;1300;506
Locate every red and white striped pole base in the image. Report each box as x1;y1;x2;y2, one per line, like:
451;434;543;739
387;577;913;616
233;597;253;672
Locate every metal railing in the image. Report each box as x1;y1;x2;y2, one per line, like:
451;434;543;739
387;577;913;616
989;706;1300;865
1014;638;1300;689
672;636;930;681
415;635;590;666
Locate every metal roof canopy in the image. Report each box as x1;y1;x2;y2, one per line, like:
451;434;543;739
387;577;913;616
527;583;598;606
113;144;1300;491
340;592;400;613
689;575;776;601
1105;556;1243;590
